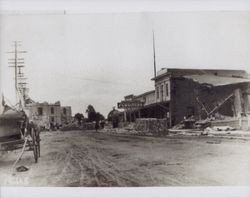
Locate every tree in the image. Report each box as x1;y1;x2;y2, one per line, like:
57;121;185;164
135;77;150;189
74;113;84;125
107;107;119;121
86;105;97;122
86;105;105;122
96;112;105;121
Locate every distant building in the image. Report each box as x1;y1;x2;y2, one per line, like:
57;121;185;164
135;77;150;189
26;101;72;129
61;106;72;125
119;90;162;122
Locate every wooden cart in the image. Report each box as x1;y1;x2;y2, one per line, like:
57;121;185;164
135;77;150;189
0;110;41;166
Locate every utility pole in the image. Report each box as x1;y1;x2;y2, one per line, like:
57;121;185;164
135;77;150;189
152;30;157;78
7;41;27;109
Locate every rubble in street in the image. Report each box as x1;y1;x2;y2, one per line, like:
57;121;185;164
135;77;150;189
134;118;168;136
60;121;96;131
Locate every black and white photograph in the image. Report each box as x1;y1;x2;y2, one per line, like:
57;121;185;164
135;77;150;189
0;0;250;197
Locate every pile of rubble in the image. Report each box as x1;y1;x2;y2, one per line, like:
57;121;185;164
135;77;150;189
134;118;168;136
60;121;96;131
201;126;236;136
99;119;169;136
100;122;134;134
81;122;96;130
60;122;81;131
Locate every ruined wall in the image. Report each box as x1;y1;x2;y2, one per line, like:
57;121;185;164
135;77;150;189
170;78;240;126
26;102;62;127
50;105;62;125
198;85;235;117
61;106;72;124
198;83;250;119
170;78;200;125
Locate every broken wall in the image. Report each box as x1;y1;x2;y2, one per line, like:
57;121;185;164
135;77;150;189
26;102;63;128
198;85;235;117
170;78;248;126
170;78;200;125
61;106;72;124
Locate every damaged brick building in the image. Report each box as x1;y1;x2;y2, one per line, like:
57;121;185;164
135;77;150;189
118;68;250;130
26;101;72;129
162;69;250;130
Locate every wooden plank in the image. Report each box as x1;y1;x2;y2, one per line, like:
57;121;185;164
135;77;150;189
208;93;234;116
0;139;24;147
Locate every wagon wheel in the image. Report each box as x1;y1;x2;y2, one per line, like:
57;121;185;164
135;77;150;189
30;126;39;163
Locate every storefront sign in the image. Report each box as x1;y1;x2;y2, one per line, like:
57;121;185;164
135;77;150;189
117;100;144;109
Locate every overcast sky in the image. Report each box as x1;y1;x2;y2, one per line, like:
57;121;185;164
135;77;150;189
1;11;250;116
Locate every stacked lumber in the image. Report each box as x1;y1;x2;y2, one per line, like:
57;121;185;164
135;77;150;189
134;118;168;136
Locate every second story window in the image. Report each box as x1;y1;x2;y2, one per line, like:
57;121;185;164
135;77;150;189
160;84;164;101
63;108;67;115
51;107;54;114
38;107;43;116
156;87;159;99
166;83;169;97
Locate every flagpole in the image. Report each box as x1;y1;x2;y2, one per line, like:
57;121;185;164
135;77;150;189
153;30;156;78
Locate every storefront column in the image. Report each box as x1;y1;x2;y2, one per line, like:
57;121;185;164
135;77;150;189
234;88;242;118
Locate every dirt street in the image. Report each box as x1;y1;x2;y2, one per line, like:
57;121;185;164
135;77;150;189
0;130;250;187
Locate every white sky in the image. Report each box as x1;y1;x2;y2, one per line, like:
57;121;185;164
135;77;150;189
1;11;250;116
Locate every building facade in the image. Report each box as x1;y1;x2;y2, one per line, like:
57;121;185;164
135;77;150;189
153;68;250;127
61;106;72;125
117;68;250;130
26;101;72;129
134;90;155;106
154;68;171;103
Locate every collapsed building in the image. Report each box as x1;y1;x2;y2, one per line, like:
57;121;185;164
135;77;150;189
117;68;250;130
26;101;72;129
